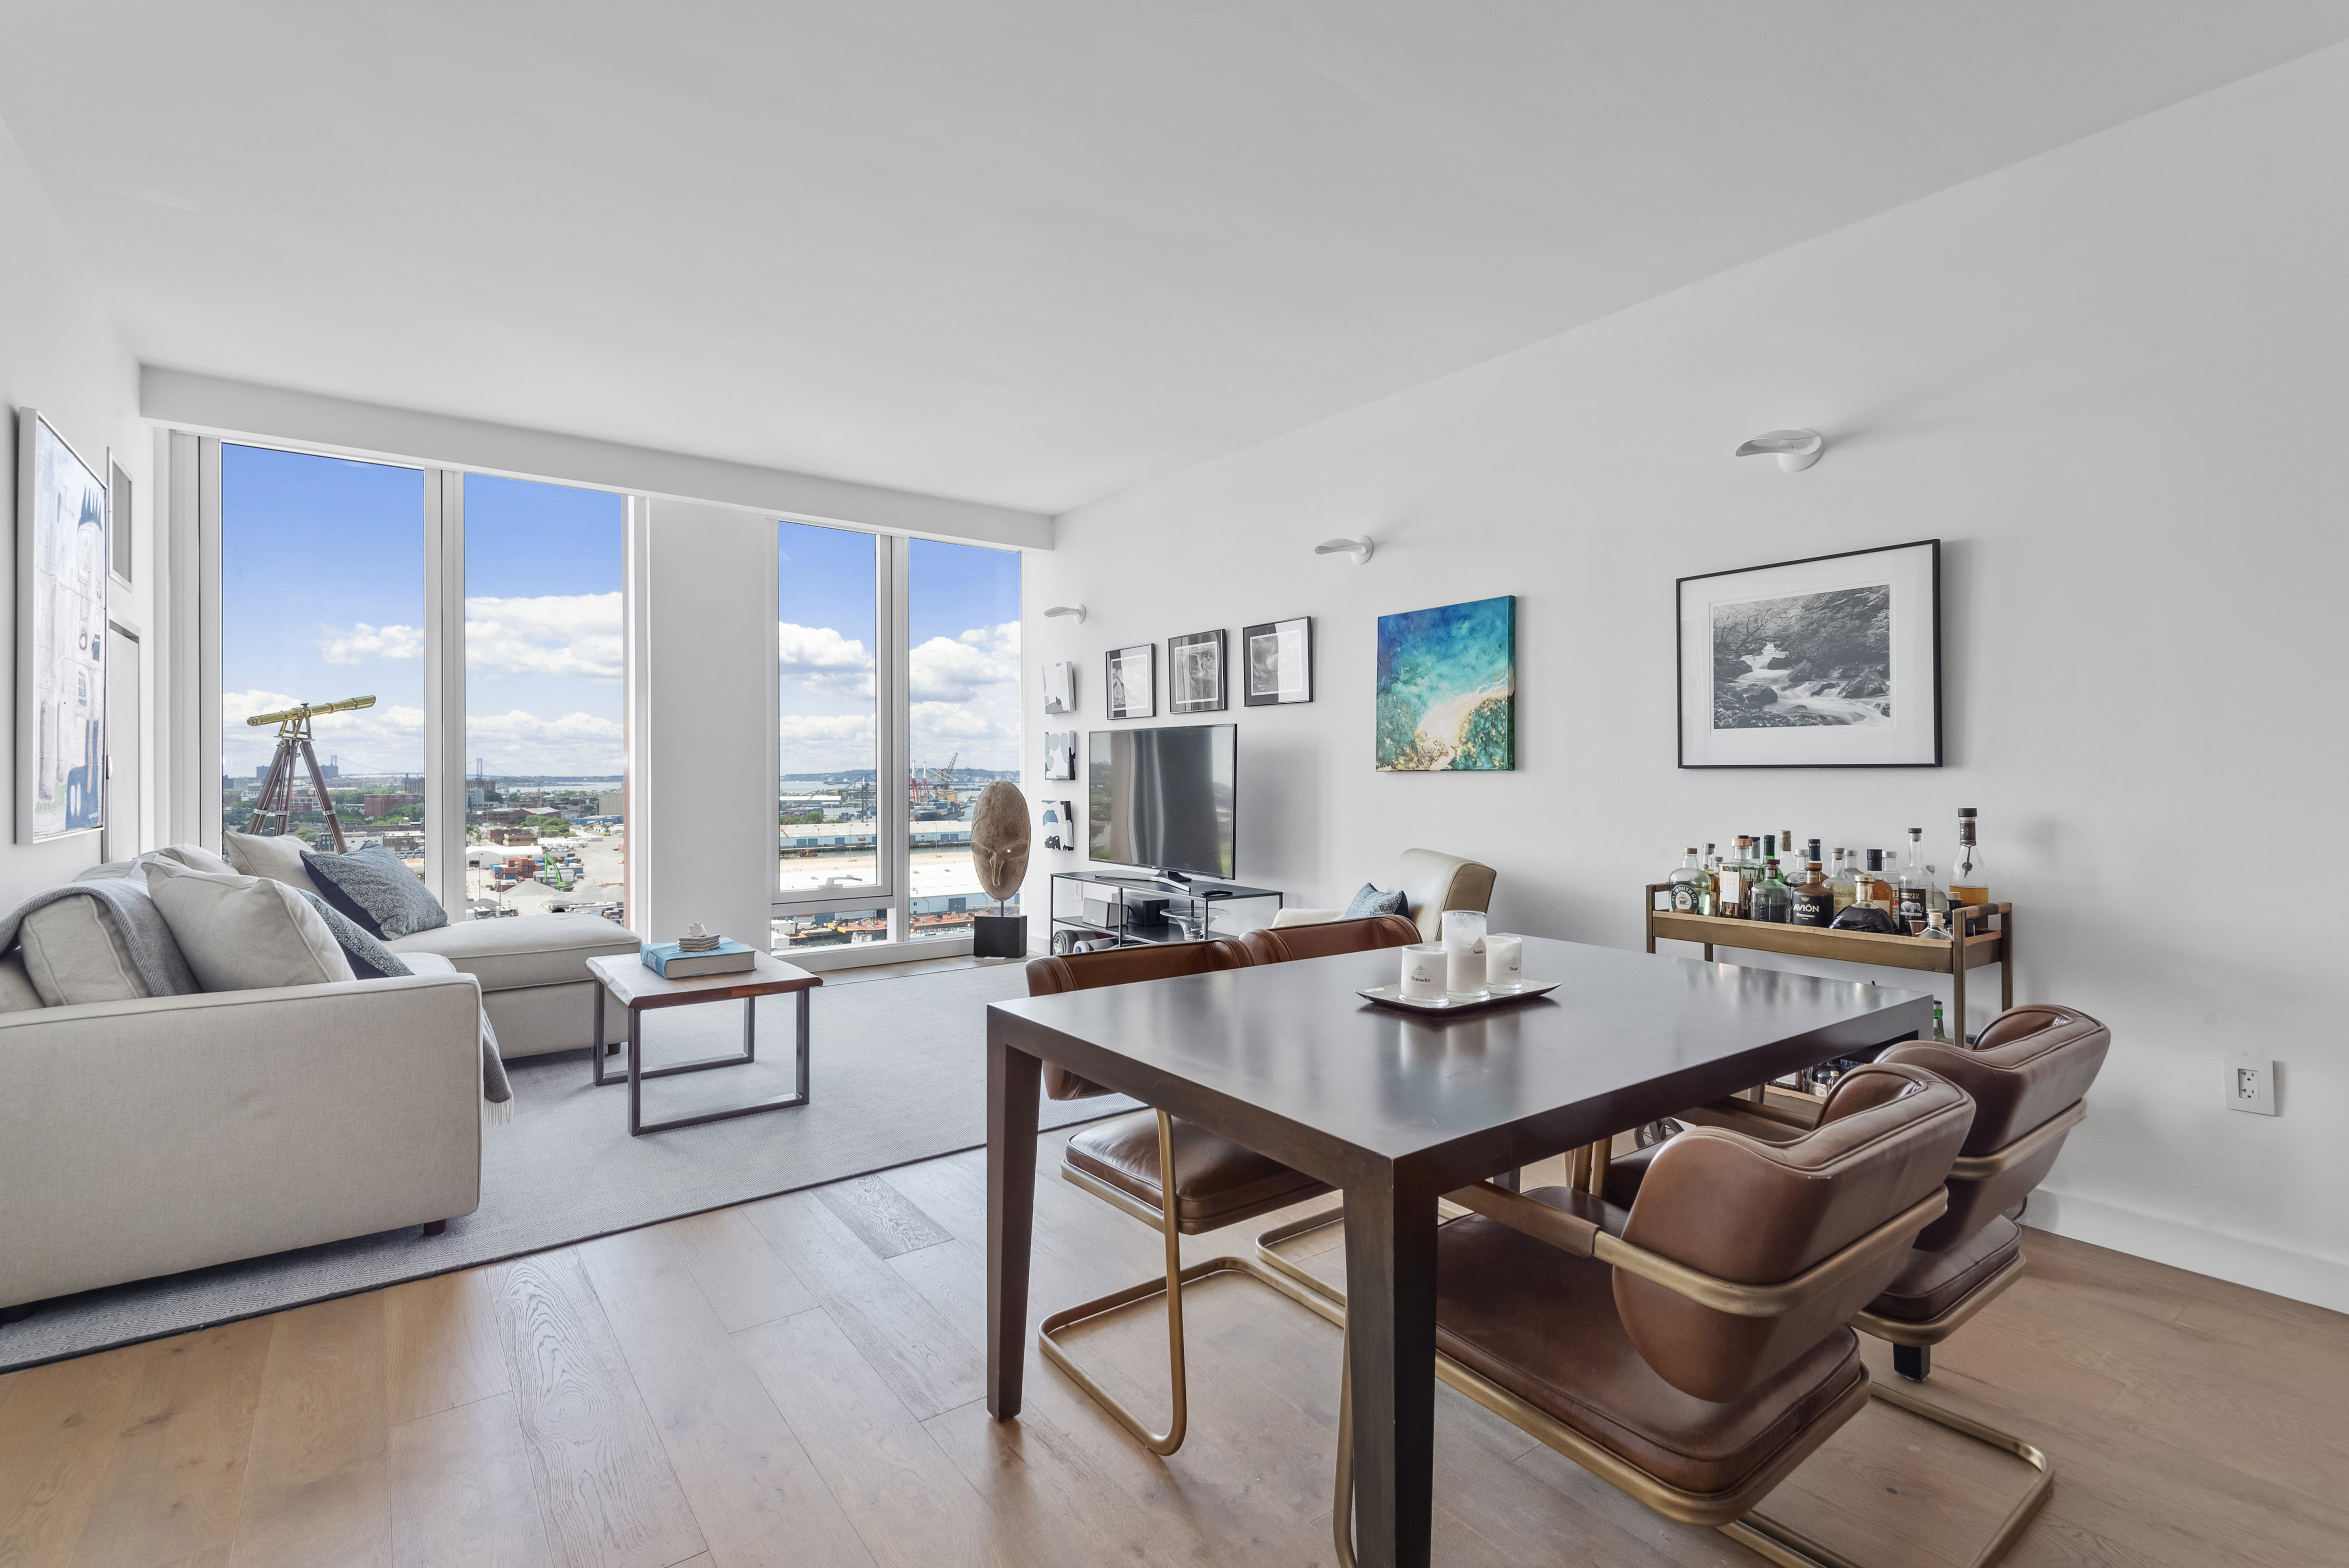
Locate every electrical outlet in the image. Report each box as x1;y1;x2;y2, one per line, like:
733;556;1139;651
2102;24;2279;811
2226;1052;2277;1116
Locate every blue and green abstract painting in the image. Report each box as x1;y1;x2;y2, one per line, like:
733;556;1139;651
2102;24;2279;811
1375;596;1515;771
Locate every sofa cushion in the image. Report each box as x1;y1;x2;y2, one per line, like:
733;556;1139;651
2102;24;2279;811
303;843;450;941
299;891;413;980
144;862;356;991
19;896;152;1005
387;912;639;993
0;950;43;1012
222;828;326;896
1342;883;1408;921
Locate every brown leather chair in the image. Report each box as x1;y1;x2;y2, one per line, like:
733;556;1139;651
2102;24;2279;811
1330;1064;2017;1568
1026;939;1341;1456
1859;1004;2110;1380
1238;913;1424;1300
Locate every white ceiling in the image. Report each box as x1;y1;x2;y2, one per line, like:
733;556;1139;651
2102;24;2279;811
5;3;2346;514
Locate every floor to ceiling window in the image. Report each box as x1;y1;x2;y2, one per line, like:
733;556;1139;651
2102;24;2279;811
219;445;429;871
462;475;625;922
772;524;1020;953
905;537;1021;940
773;521;885;951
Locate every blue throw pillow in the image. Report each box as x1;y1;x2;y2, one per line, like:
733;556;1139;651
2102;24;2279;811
298;891;414;980
1343;883;1407;921
301;843;450;941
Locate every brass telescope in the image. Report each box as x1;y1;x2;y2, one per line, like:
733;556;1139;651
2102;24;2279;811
246;694;375;731
244;695;374;851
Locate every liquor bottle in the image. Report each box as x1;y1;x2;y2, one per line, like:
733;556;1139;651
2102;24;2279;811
1896;829;1937;932
1695;843;1720;915
1949;808;1990;909
1829;848;1857;911
1930;1001;1949;1040
1669;848;1704;913
1919;904;1953;942
1857;847;1886;908
1760;833;1777;864
1718;837;1750;919
1753;860;1791;923
1789;856;1836;928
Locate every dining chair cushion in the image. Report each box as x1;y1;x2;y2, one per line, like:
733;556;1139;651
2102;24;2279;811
1064;1109;1333;1232
1025;938;1253;1101
1240;913;1421;965
1880;1005;2108;1158
1435;1186;1869;1501
1864;1213;2022;1324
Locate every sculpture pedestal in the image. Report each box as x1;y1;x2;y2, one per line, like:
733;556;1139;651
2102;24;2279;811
972;912;1029;959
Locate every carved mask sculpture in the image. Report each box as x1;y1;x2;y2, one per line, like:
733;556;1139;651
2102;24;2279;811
971;781;1032;907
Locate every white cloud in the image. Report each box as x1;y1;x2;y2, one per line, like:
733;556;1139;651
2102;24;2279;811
779;713;876;773
466;593;622;681
320;622;425;665
910;622;1020;769
909;621;1017;705
778;622;874;698
467;708;625;774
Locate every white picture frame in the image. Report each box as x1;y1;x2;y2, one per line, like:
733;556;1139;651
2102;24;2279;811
1043;730;1076;781
1167;629;1226;714
1105;643;1155;720
16;409;110;843
1042;659;1075;714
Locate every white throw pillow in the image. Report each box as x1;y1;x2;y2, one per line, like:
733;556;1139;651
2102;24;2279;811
19;897;150;1006
221;829;325;896
144;861;355;992
154;842;236;875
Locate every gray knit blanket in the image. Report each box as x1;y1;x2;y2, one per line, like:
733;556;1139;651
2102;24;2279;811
0;880;199;996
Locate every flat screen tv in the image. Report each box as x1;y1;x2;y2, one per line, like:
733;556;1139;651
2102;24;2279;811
1087;723;1236;880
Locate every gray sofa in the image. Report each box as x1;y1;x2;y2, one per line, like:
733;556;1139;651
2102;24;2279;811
388;912;640;1057
0;958;486;1309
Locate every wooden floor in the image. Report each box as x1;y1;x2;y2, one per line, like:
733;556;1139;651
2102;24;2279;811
1;1137;2344;1568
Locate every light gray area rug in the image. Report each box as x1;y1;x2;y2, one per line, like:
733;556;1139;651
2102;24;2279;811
0;961;1134;1372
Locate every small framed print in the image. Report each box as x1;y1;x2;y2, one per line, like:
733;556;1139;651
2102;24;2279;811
1042;660;1075;715
1241;617;1312;706
1039;798;1073;851
1044;731;1076;780
1167;629;1226;714
1106;644;1155;720
1677;538;1941;768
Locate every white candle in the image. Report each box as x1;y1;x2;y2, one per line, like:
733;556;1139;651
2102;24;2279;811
1400;944;1447;1000
1441;910;1488;998
1485;935;1523;992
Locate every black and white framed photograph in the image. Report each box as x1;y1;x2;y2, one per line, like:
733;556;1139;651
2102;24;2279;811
1241;616;1312;706
16;409;110;843
1167;628;1226;714
1677;538;1940;768
1106;643;1155;719
1044;731;1076;780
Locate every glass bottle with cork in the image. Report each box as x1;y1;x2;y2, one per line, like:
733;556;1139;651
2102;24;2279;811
1829;847;1857;911
1949;808;1991;928
1696;843;1720;915
1718;836;1751;919
1789;840;1836;927
1896;828;1940;933
1752;857;1791;923
1669;848;1705;913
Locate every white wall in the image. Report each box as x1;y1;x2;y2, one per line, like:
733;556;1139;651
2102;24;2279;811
627;498;777;950
1023;45;2349;1309
0;120;151;903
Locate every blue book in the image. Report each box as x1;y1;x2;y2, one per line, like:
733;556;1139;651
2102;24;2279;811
642;938;758;978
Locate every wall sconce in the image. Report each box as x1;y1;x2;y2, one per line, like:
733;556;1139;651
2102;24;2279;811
1734;430;1825;472
1314;535;1375;565
1043;604;1087;623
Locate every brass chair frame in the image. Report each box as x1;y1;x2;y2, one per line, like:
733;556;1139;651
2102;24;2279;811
1331;1177;2050;1568
1038;1110;1345;1456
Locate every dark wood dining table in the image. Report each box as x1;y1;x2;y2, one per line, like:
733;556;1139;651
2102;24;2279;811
985;935;1934;1568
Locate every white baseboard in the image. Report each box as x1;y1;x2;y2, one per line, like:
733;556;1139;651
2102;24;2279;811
2029;1187;2349;1314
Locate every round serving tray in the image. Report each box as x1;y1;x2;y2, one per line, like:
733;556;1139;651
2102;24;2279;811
1356;981;1560;1014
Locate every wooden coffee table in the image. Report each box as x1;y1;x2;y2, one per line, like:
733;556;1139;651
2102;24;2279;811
585;951;822;1135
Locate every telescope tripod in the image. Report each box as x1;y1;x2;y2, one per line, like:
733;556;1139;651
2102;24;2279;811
249;718;350;852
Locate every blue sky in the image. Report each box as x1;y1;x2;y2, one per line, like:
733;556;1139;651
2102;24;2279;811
224;445;1018;781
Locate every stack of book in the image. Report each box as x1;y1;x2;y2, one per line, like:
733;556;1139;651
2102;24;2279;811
642;924;758;978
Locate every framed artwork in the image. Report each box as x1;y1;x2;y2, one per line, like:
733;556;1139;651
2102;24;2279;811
1677;539;1941;768
1241;616;1312;706
1106;643;1155;720
1376;596;1514;771
1167;629;1226;714
1044;731;1076;781
15;409;109;843
1042;659;1074;715
1039;798;1073;851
